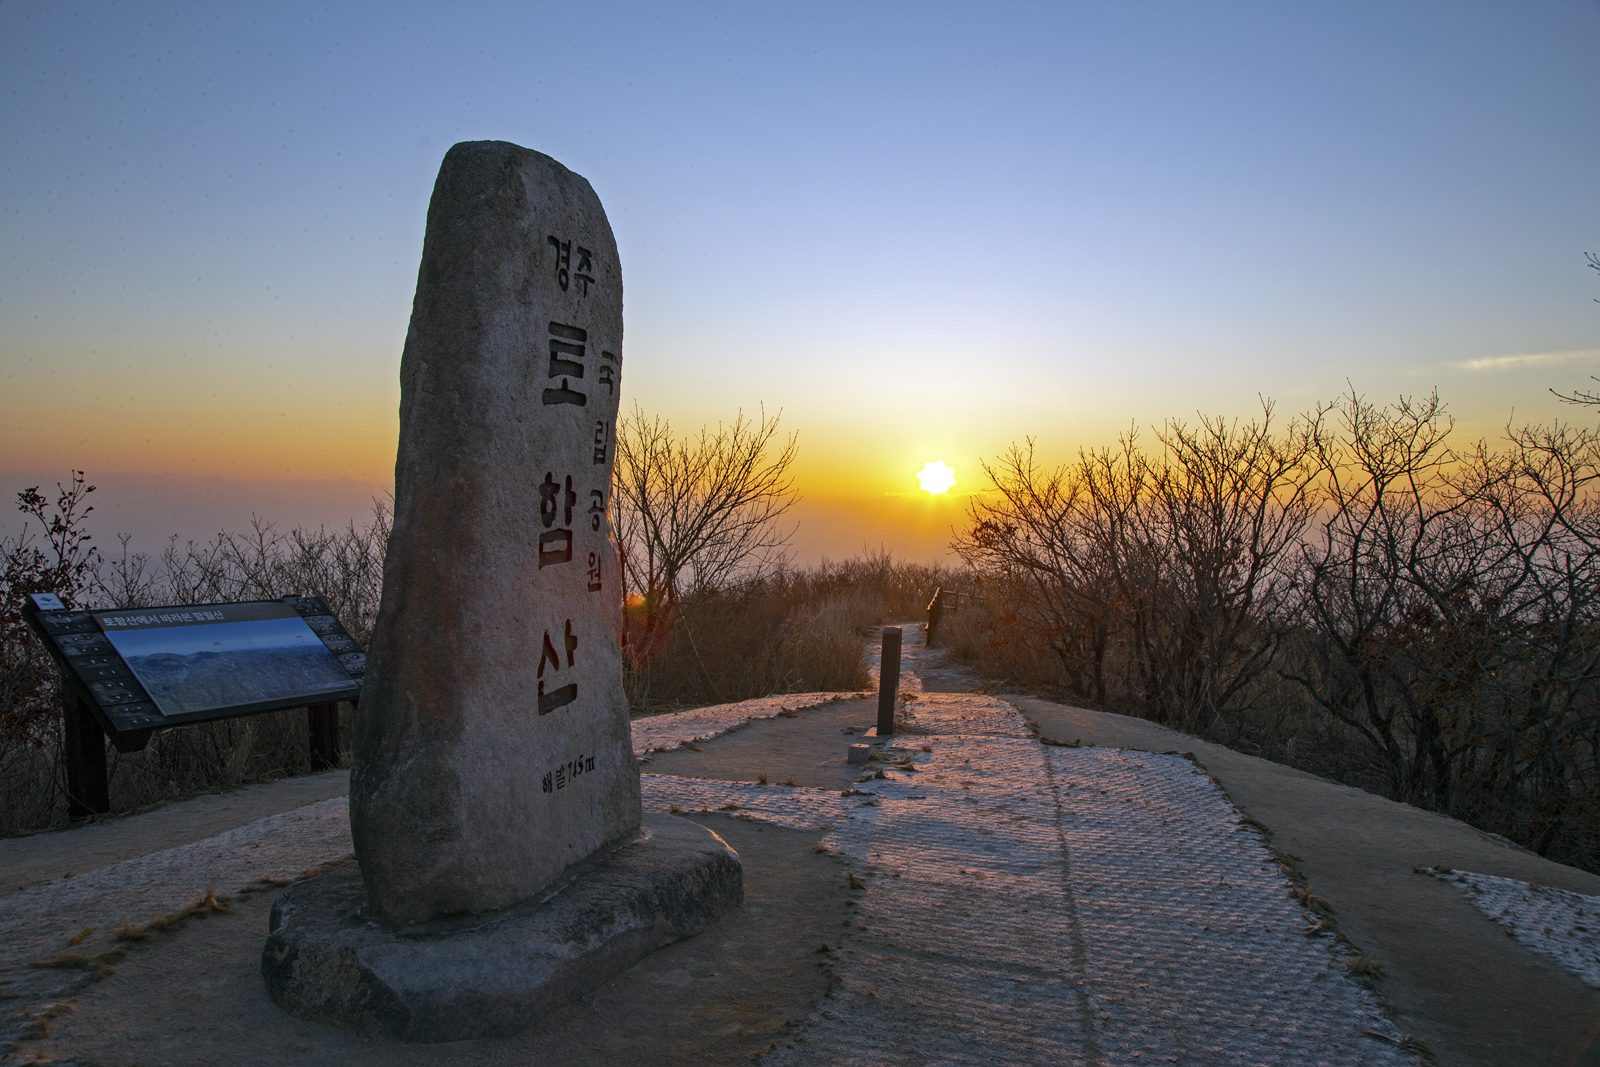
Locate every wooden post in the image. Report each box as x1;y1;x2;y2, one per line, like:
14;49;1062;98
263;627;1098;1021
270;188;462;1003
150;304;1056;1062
62;676;110;817
876;626;902;736
308;701;341;771
926;587;944;645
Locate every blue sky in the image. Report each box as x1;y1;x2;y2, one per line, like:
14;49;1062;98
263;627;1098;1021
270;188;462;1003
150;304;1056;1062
3;1;1598;561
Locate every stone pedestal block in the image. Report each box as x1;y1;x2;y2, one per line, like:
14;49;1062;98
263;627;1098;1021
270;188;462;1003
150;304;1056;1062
261;815;742;1043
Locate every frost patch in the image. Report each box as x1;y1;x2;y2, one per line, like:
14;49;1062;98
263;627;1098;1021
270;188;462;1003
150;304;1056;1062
630;693;851;756
1425;867;1600;988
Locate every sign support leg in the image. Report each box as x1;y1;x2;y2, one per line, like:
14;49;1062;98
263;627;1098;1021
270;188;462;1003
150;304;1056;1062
62;676;111;817
308;701;340;771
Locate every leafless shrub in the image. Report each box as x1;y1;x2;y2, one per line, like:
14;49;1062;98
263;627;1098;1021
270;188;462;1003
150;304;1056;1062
136;501;391;644
954;401;1317;732
0;474;103;832
623;548;959;713
613;405;799;673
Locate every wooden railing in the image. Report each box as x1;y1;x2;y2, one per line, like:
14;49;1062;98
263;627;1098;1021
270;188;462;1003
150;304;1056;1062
925;586;962;646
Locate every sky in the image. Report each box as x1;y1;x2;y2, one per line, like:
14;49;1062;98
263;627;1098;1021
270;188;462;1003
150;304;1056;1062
3;1;1599;565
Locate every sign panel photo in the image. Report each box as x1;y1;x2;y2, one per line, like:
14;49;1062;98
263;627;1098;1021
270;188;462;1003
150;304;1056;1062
92;602;355;718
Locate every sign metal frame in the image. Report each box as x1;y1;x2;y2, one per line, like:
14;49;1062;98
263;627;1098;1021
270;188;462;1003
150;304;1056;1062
21;594;366;817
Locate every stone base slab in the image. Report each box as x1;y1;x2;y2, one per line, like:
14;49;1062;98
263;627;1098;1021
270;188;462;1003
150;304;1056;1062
260;814;743;1042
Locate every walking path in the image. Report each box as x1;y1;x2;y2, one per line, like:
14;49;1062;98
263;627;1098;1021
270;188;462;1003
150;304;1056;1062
2;624;1596;1064
646;693;1410;1064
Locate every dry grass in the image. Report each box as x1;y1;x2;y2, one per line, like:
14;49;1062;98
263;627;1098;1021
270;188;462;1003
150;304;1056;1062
28;886;233;978
1346;954;1386;978
624;548;960;713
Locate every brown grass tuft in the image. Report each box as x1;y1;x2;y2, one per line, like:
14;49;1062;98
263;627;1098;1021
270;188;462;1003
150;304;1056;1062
1346;954;1385;978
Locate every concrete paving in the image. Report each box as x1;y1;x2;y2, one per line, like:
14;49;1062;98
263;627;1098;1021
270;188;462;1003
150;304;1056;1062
640;697;880;791
9;814;849;1067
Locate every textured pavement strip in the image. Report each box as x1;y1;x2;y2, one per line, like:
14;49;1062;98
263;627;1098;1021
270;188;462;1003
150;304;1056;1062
0;798;353;1004
629;692;853;755
647;692;1417;1066
1429;868;1600;988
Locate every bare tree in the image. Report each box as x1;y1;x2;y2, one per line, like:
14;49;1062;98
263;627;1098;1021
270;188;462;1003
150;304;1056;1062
952;437;1122;703
956;401;1317;730
1444;419;1600;853
612;405;798;674
1280;391;1600;835
1280;390;1466;804
1549;252;1600;407
1142;404;1318;732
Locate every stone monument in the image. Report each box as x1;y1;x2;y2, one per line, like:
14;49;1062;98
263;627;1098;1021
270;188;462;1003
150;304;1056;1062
351;138;639;921
261;141;742;1042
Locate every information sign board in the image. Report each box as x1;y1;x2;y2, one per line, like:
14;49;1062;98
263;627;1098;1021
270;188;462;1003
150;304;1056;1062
23;594;365;743
21;592;366;817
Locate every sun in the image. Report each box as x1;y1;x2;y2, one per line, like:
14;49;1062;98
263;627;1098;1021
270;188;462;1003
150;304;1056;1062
916;461;958;495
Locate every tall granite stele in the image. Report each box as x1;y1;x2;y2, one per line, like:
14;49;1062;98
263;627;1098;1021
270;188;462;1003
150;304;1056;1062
355;139;640;921
261;141;742;1043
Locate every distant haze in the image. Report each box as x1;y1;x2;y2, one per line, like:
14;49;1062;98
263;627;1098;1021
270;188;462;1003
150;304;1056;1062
1;469;969;569
0;470;391;563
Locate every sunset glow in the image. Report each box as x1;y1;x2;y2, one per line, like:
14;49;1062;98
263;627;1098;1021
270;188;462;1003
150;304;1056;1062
916;462;958;496
3;6;1596;567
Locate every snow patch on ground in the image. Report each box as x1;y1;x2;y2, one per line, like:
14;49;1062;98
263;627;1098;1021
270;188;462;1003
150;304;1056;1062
630;692;855;756
1427;867;1600;988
